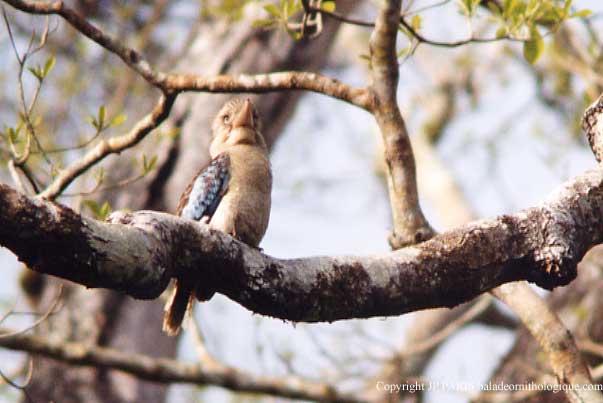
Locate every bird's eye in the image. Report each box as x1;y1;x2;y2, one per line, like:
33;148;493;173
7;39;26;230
223;114;231;124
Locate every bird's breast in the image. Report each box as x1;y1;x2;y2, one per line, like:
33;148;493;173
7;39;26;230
209;147;272;247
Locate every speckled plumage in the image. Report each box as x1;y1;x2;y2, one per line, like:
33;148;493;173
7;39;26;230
177;153;230;221
163;98;272;336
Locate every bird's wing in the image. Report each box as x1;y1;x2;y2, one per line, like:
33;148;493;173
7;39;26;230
177;153;230;221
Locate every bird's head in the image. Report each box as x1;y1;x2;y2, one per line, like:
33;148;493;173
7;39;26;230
210;98;266;157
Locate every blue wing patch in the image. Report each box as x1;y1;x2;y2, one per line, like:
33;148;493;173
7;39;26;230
177;153;230;221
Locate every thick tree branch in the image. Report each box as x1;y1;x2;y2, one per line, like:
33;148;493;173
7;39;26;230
0;327;363;403
369;0;434;248
1;167;603;321
2;0;372;111
370;131;600;403
582;91;603;164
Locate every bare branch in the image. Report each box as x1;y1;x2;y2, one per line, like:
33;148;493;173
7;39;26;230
414;118;603;403
0;285;62;339
162;71;373;111
305;3;513;48
493;283;602;403
369;0;434;248
38;92;176;200
0;326;364;403
2;0;372;111
399;295;493;357
1;167;603;320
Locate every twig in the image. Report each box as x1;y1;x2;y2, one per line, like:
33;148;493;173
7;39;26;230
188;317;221;370
305;3;514;48
578;338;603;357
38;92;176;200
0;327;365;403
2;7;52;166
493;283;602;403
0;284;62;339
400;295;493;357
398;15;514;48
2;0;372;111
0;358;34;403
7;160;27;194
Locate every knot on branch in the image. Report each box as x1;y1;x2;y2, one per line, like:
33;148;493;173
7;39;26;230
582;95;603;164
530;245;578;290
529;209;579;290
388;226;434;249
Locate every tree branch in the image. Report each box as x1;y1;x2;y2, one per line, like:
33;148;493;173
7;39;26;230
0;326;364;403
369;0;434;248
494;283;602;403
39;92;177;200
582;91;603;164
305;3;512;48
2;0;372;111
161;71;373;111
1;167;603;321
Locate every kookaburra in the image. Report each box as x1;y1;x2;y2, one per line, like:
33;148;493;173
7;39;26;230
163;98;272;336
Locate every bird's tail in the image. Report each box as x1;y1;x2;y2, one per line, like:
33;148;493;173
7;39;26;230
163;279;194;336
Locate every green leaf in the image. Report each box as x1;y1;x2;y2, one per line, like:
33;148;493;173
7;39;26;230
523;27;544;64
88;115;99;130
280;0;287;16
572;9;592;18
43;56;55;77
496;26;508;38
263;4;280;17
146;156;157;172
459;0;471;15
487;2;501;15
83;200;111;220
109;114;126;127
98;105;106;129
83;200;99;216
141;154;158;174
411;15;422;31
252;18;277;28
99;201;110;220
321;1;335;12
397;47;409;58
27;66;42;81
285;25;302;40
95;167;105;183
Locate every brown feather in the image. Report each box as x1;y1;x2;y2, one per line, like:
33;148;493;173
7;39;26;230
163;279;194;336
164;98;270;336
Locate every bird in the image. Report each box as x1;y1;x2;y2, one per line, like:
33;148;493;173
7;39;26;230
163;98;272;336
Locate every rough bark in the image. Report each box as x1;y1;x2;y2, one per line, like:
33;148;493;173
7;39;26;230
2;167;603;322
484;247;603;402
8;3;358;402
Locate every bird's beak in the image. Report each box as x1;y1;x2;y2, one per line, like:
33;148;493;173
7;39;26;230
232;99;254;129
